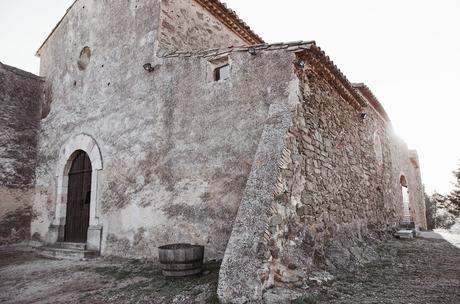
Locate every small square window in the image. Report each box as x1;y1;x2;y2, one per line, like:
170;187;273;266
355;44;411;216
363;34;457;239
214;64;230;81
207;56;230;83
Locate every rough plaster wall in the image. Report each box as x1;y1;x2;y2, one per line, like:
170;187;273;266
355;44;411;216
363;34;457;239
35;0;296;261
34;0;161;244
158;0;246;52
0;63;43;244
100;50;294;259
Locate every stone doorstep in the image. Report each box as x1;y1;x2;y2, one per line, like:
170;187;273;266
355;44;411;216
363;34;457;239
54;242;87;250
36;245;99;260
394;230;414;239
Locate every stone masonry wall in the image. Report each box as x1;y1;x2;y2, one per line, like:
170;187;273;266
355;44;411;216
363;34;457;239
157;0;246;52
256;57;426;291
0;62;43;245
218;52;426;303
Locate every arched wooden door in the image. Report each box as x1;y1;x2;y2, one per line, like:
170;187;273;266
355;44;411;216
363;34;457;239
65;150;92;242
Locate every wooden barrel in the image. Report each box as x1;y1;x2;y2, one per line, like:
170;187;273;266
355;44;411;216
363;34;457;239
158;243;204;277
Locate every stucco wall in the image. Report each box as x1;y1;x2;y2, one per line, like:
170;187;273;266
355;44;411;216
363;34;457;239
157;0;247;52
0;63;43;245
34;0;297;261
34;0;161;247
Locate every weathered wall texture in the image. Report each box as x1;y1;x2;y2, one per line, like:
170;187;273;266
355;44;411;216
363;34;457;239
157;0;246;52
33;0;161;246
0;63;43;245
34;0;296;260
218;52;426;303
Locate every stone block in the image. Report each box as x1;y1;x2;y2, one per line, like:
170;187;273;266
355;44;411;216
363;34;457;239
87;225;103;251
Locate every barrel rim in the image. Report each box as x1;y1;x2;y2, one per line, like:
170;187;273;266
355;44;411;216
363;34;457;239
158;243;204;250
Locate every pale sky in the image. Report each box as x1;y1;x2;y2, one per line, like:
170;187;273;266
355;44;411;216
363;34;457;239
0;0;459;194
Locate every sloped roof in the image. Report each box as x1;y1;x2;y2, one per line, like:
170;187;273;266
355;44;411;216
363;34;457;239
36;0;263;56
353;83;390;122
161;40;313;58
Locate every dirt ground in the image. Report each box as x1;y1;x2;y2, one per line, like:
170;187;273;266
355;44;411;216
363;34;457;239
294;237;460;304
0;250;220;304
0;237;459;304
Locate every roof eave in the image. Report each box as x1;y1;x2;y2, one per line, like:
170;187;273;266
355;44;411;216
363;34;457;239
352;83;391;122
194;0;264;45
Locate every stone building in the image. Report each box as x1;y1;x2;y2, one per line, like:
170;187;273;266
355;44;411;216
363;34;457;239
0;0;426;302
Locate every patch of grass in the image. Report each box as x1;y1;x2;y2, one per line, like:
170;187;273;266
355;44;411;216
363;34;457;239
207;292;220;304
128;258;143;265
78;292;92;301
112;275;206;296
121;280;151;291
76;265;91;272
292;289;339;304
93;266;134;280
292;294;321;304
91;261;221;297
155;278;196;294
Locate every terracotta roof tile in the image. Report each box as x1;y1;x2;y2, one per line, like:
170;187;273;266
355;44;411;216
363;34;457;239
161;41;315;58
353;83;390;122
194;0;264;44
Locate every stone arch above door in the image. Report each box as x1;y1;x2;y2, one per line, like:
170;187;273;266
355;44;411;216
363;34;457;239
56;133;103;176
48;133;103;251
